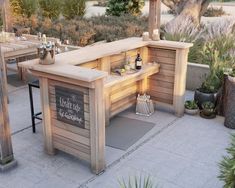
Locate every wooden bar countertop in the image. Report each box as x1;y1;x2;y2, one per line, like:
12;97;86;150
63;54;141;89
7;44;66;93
20;37;192;83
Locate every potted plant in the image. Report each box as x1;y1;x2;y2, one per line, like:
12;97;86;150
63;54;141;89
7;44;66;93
200;101;216;119
194;42;226;109
184;100;199;115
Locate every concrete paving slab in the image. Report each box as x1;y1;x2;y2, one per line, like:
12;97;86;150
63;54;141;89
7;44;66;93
1;86;233;188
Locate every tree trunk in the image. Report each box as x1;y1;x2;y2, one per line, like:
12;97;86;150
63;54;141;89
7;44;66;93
162;0;210;26
0;47;15;167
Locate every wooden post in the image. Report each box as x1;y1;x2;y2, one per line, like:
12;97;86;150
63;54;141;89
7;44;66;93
89;79;106;174
39;77;55;155
0;48;16;171
148;0;161;39
173;49;189;117
2;0;12;32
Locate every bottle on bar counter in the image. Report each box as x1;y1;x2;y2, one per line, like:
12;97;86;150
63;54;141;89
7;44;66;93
135;53;142;70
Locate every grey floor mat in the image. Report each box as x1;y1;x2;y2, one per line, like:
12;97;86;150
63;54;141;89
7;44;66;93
106;116;155;151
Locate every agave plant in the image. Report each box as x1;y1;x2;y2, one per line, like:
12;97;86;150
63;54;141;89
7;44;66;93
219;134;235;188
119;175;157;188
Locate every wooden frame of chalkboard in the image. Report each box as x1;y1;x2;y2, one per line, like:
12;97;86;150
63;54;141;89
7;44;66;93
55;86;85;129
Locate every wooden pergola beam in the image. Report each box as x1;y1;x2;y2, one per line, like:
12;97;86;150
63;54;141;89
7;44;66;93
2;0;12;32
0;48;16;171
148;0;161;39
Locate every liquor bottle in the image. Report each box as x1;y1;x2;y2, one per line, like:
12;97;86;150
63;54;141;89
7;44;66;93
135;53;142;70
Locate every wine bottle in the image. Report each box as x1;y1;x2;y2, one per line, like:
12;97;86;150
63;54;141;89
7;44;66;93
135;53;142;70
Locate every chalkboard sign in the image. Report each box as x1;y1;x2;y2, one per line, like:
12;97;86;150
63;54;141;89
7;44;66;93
55;86;85;128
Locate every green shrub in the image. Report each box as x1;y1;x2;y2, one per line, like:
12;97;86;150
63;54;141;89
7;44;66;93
10;0;38;18
62;0;86;20
219;134;235;188
106;0;145;16
39;0;62;19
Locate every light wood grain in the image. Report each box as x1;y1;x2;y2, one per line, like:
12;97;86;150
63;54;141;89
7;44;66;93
89;79;106;174
40;77;55;155
0;47;14;164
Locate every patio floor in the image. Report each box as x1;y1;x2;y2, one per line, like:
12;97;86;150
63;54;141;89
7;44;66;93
1;83;234;188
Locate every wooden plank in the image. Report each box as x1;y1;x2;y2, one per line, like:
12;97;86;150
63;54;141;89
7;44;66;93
89;79;106;174
149;56;176;65
111;102;135;117
111;94;136;113
39;77;55;155
53;134;90;154
109;78;138;93
156;63;175;71
158;69;175;77
31;70;96;89
111;84;138;103
52;119;90;138
149;48;176;59
49;80;89;94
173;49;189;117
149;85;174;95
54;141;90;162
150;96;173;105
53;126;90;146
148;89;173;100
149;79;174;89
150;73;175;83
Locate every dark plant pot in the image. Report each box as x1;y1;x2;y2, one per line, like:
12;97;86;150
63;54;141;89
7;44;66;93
194;89;217;109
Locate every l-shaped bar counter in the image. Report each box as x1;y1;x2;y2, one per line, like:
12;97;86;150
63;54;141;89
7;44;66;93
20;37;193;174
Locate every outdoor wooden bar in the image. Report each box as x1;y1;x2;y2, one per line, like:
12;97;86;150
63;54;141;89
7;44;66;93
20;37;192;174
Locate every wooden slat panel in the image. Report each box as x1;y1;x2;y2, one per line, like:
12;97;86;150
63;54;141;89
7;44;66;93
110;102;135;117
111;94;136;112
151;96;173;105
49;81;89;94
149;48;176;59
53;126;90;146
150;85;173;95
157;63;175;71
149;56;175;64
52;119;90;138
53;134;90;154
150;73;175;83
149;90;173;102
149;79;174;89
109;78;137;93
54;141;90;162
111;84;137;103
